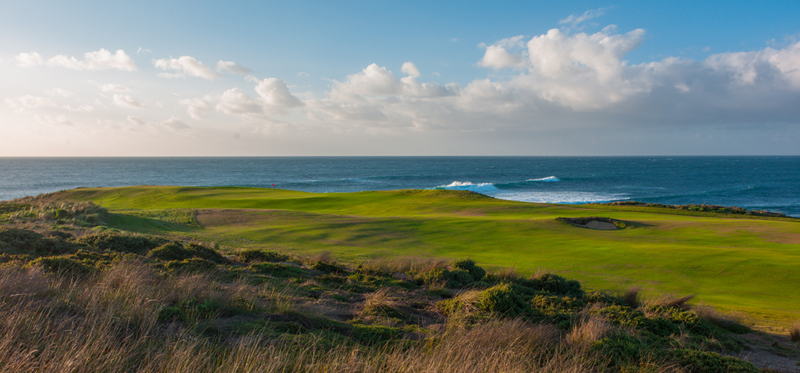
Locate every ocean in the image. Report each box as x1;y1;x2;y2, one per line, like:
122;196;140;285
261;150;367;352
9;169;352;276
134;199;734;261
1;156;799;217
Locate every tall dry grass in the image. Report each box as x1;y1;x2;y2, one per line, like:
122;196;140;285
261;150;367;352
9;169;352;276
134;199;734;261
0;259;626;373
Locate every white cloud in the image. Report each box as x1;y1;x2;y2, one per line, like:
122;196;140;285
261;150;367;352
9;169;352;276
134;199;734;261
401;62;421;78
217;60;251;74
298;72;310;77
63;105;95;112
46;49;137;71
254;78;304;112
216;88;263;115
35;115;74;126
331;63;456;99
15;52;43;67
179;96;214;119
45;88;74;97
5;95;57;112
113;94;145;108
154;56;219;80
559;8;608;29
127;116;145;126
160;116;190;130
101;84;131;92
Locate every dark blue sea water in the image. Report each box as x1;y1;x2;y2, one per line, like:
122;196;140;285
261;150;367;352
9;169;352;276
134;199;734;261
1;157;799;217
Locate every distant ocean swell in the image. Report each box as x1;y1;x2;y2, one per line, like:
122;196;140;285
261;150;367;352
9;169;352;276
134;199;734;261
433;177;628;204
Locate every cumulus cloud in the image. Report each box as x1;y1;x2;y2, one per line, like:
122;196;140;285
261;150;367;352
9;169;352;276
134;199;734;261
181;77;304;119
101;84;131;92
478;36;527;69
113;94;145;108
160;116;191;130
15;52;43;67
154;56;219;80
254;78;304;111
331;63;456;99
401;62;421;78
5;95;57;112
45;88;74;97
63;105;95;112
46;49;137;71
179;96;215;119
127;116;145;126
35;115;74;126
217;61;251;74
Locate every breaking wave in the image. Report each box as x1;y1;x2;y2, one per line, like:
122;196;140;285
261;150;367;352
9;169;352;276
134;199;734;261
527;176;560;182
434;181;499;192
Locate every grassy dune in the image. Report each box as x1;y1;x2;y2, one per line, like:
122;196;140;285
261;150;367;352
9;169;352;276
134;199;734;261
51;186;800;328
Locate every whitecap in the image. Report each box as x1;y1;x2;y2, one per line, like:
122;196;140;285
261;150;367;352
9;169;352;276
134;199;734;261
527;176;560;182
434;181;499;192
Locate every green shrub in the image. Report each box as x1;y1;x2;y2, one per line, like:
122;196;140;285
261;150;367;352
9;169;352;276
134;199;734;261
452;258;486;281
418;267;475;288
0;229;82;256
148;242;194;261
147;242;228;264
311;261;348;274
166;258;218;273
77;233;165;254
662;349;759;373
249;262;308;279
477;283;530;317
31;257;96;278
238;249;288;263
520;273;584;297
593;334;645;367
185;243;229;264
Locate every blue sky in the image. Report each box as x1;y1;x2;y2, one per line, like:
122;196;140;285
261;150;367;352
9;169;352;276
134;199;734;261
2;1;800;155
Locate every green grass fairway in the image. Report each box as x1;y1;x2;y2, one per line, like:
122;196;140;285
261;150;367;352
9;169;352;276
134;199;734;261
54;186;800;329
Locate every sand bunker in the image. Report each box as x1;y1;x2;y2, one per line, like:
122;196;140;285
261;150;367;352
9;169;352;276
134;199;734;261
556;217;625;230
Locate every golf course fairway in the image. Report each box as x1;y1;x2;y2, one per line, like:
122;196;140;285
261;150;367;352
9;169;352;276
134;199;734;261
49;186;800;330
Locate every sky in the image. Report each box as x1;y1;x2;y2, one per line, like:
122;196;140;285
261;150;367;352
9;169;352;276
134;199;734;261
2;0;800;156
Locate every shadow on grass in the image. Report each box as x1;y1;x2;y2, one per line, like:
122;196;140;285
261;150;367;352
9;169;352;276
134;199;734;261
106;213;201;234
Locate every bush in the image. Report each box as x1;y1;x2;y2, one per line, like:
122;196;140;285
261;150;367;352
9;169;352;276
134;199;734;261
418;267;475;288
311;261;348;275
166;258;218;273
148;242;194;261
185;243;229;264
477;283;530;317
238;249;288;263
789;322;800;342
148;242;228;264
31;257;96;278
452;259;486;281
0;229;81;256
249;262;308;279
515;273;583;297
77;233;165;254
662;349;759;373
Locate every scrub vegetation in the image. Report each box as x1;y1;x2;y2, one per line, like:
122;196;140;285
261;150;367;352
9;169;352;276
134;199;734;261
1;187;798;371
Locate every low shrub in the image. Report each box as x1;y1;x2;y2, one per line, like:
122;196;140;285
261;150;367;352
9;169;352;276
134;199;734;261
310;260;348;275
77;233;165;254
477;283;531;317
148;241;228;264
166;258;218;273
662;349;760;373
452;258;486;281
30;256;96;278
238;249;288;263
249;262;308;279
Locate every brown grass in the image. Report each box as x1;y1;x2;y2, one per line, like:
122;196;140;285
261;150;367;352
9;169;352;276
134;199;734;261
790;322;800;343
622;286;641;309
361;256;449;275
646;294;695;311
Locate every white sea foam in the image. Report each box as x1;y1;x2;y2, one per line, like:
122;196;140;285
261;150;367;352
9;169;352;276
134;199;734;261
527;176;560;182
435;181;499;192
488;191;628;204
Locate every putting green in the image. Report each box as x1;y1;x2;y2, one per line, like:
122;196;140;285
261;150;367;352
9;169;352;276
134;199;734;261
53;186;800;329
